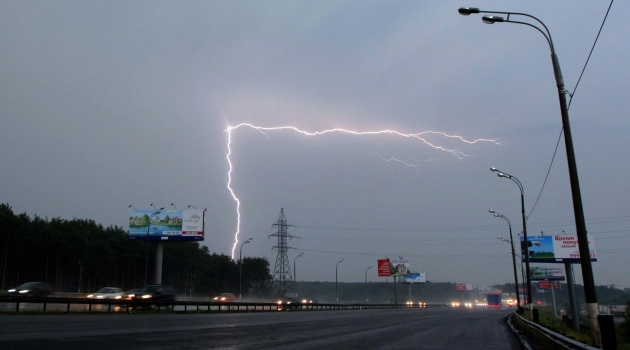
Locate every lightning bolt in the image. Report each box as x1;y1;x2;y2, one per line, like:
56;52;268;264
225;123;499;258
367;151;436;169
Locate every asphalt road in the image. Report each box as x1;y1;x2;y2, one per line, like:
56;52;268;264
0;308;522;350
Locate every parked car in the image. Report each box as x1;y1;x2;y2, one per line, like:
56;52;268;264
7;282;53;297
87;287;124;299
212;293;236;302
131;285;175;302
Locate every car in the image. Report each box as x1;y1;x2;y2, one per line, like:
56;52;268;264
122;288;142;300
212;293;236;302
131;285;175;302
300;297;318;304
277;297;301;310
87;287;124;299
7;282;53;297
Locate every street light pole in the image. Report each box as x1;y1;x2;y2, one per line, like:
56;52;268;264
145;207;164;285
460;8;600;345
336;259;345;302
239;237;253;300
365;266;373;302
489;210;522;313
293;252;304;295
490;168;532;317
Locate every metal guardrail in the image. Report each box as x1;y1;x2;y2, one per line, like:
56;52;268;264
513;312;599;350
0;296;449;314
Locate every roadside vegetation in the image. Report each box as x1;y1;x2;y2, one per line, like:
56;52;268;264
0;203;272;297
515;306;630;349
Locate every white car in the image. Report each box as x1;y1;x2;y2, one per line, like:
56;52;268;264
87;287;124;299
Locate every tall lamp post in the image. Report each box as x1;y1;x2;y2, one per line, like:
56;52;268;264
459;7;599;344
489;168;532;317
335;259;345;302
365;265;373;302
489;210;522;313
239;237;253;299
145;207;164;285
293;252;305;295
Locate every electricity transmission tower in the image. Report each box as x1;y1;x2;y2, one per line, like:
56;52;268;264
269;208;295;296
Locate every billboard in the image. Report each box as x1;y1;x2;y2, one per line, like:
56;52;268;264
378;259;391;277
521;234;596;263
391;259;411;276
129;209;204;241
456;284;474;291
401;273;426;284
530;267;565;281
538;281;560;290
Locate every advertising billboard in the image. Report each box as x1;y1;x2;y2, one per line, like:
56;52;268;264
538;281;560;290
530;267;565;281
391;259;411;276
401;273;426;284
129;209;204;241
377;259;391;277
521;234;596;263
456;284;473;291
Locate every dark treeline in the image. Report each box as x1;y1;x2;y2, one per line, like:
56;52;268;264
0;204;272;296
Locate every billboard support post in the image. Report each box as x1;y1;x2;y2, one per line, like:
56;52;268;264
155;242;163;284
549;278;557;319
565;262;580;331
394;276;397;307
145;208;163;285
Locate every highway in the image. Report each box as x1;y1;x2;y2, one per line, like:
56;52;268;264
0;308;522;349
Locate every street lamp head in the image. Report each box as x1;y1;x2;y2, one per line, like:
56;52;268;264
497;172;508;178
458;7;479;15
494;213;500;217
482;15;504;24
489;209;495;213
490;167;499;172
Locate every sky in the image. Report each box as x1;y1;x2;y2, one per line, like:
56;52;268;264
1;1;629;290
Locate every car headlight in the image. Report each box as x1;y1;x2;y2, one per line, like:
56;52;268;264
115;296;121;299
142;295;152;299
19;290;29;294
8;289;16;293
97;296;104;299
87;294;94;298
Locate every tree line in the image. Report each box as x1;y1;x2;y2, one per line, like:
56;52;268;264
0;203;272;296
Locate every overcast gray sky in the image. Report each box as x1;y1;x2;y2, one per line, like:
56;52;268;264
1;1;628;289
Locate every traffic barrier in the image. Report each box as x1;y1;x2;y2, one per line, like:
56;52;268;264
0;296;449;314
